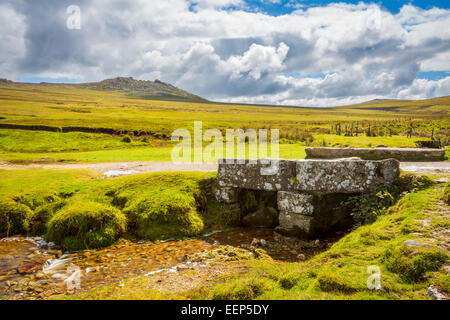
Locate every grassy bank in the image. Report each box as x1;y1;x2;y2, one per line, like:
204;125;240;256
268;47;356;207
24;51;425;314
69;183;449;300
0;169;239;251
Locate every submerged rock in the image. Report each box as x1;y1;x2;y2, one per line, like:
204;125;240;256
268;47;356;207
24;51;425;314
18;262;42;274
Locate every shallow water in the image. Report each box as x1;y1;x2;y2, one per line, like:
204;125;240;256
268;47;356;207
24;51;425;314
0;229;338;300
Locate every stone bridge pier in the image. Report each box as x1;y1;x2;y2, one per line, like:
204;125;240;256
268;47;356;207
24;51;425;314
214;158;400;239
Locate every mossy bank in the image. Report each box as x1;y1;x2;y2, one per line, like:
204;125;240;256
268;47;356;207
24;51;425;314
0;170;239;251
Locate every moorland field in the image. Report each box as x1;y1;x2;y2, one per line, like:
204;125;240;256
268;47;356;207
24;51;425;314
0;80;449;300
0;81;449;163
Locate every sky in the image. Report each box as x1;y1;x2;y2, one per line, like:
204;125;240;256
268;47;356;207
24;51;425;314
1;0;450;107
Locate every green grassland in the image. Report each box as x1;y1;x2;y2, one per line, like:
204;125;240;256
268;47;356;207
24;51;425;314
0;82;448;163
0;83;447;136
0;129;432;163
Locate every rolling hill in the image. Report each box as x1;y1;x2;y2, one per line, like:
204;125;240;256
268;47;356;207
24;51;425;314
0;77;207;103
78;77;207;102
336;96;450;116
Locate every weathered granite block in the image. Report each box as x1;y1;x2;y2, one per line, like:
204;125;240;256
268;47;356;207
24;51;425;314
217;158;399;194
277;192;315;215
306;147;445;161
213;186;238;204
294;158;399;193
276;191;354;239
217;159;296;192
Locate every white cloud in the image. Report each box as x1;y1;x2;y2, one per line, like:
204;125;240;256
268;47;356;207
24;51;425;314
0;3;26;78
397;77;450;100
227;43;289;80
1;1;449;106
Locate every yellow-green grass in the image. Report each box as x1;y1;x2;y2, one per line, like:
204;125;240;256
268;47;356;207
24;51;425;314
311;134;421;148
0;84;448;137
0;128;307;162
0;144;307;163
1;139;446;163
0;83;448;163
0;128;436;163
71;183;449;300
0;169;101;238
0;169;100;197
0;129;147;153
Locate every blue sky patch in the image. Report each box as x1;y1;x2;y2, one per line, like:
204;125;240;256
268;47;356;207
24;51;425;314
244;0;450;16
417;71;450;81
15;77;81;84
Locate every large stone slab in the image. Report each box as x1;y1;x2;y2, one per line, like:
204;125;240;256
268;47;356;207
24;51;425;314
306;147;445;161
217;158;400;194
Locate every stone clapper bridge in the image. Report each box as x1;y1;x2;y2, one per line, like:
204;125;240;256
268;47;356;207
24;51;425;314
214;158;400;239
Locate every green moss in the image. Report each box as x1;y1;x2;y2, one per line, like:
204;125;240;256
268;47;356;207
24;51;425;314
396;174;435;193
210;276;274;300
0;198;33;237
383;245;448;283
244;191;258;212
123;191;204;240
0;170;231;245
101;172;217;241
317;272;359;293
46;201;127;251
13;193;61;211
31;201;66;235
278;272;302;290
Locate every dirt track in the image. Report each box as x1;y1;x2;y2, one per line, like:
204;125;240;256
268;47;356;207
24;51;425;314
0;161;449;176
0;161;218;176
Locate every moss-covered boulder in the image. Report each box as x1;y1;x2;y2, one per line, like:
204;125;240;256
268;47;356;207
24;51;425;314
0;198;33;237
46;201;127;251
123;190;204;240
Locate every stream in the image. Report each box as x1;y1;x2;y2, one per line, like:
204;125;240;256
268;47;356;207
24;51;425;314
0;228;340;300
